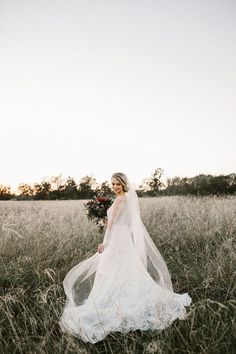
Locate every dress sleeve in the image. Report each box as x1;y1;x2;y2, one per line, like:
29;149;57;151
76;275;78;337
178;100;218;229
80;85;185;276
102;228;111;247
102;197;124;247
107;196;124;231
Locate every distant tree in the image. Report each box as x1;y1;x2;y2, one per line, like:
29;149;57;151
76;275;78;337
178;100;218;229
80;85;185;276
207;175;226;195
2;171;235;200
191;174;211;195
49;174;64;191
94;181;113;197
60;176;78;199
164;176;193;195
139;168;165;197
33;181;51;200
136;187;146;197
0;185;12;200
227;173;236;194
17;183;34;200
77;176;97;199
46;174;66;200
207;174;236;195
163;173;236;196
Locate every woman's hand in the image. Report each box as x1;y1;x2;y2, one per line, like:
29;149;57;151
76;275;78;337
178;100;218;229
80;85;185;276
97;243;104;253
103;218;108;225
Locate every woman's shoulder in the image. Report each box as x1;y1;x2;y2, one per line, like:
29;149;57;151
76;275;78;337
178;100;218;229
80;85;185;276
114;195;126;204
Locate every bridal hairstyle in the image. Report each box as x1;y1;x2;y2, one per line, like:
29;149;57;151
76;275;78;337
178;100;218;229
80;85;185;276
111;172;129;192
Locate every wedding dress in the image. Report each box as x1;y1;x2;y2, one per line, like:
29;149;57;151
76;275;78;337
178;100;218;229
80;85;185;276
59;180;192;344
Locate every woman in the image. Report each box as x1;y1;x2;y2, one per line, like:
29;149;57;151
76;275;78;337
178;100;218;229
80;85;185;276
59;172;192;343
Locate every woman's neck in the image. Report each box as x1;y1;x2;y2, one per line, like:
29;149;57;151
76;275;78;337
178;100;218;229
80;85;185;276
116;192;125;197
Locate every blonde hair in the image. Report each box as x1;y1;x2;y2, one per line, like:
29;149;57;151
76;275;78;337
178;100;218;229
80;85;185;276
111;172;129;192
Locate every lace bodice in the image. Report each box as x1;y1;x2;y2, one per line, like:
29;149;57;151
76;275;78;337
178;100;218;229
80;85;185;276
107;195;131;227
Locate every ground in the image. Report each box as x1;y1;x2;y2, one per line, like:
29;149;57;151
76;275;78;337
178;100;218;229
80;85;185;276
0;196;235;354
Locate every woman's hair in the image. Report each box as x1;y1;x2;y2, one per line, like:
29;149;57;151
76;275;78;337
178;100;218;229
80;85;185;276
111;172;129;192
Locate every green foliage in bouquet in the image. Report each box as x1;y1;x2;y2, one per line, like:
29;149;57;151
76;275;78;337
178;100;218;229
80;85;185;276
84;196;114;230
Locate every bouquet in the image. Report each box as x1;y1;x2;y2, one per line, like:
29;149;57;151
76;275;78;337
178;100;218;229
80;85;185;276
84;196;114;233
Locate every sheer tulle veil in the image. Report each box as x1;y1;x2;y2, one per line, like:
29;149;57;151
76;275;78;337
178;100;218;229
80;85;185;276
119;173;173;292
62;173;173;310
60;173;192;343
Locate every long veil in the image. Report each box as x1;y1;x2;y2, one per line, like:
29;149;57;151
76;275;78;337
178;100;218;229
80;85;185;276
62;174;173;309
125;177;173;292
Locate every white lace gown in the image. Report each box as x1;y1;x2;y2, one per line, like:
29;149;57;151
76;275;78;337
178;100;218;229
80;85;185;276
59;195;192;343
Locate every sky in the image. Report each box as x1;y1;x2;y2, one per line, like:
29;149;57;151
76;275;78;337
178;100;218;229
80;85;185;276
0;0;235;192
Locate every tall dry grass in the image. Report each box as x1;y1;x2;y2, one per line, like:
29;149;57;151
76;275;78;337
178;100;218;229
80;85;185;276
0;197;235;354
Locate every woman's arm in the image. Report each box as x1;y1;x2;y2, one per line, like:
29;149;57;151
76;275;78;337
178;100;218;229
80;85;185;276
98;226;111;252
97;196;124;253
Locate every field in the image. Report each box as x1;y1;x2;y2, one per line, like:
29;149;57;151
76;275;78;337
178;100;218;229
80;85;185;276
0;197;235;354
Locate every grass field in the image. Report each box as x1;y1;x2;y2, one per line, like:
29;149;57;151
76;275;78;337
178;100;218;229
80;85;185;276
0;197;235;354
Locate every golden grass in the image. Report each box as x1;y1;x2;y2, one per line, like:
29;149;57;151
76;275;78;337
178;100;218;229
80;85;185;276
0;197;235;354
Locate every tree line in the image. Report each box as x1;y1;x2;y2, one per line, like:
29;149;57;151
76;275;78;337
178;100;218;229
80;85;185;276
0;169;235;201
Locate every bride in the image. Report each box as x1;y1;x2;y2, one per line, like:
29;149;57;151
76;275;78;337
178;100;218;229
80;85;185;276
59;172;192;343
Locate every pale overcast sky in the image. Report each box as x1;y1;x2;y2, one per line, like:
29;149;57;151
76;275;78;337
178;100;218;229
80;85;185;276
0;0;235;191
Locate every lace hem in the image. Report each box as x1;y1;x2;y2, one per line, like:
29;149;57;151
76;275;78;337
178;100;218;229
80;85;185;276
59;292;192;344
